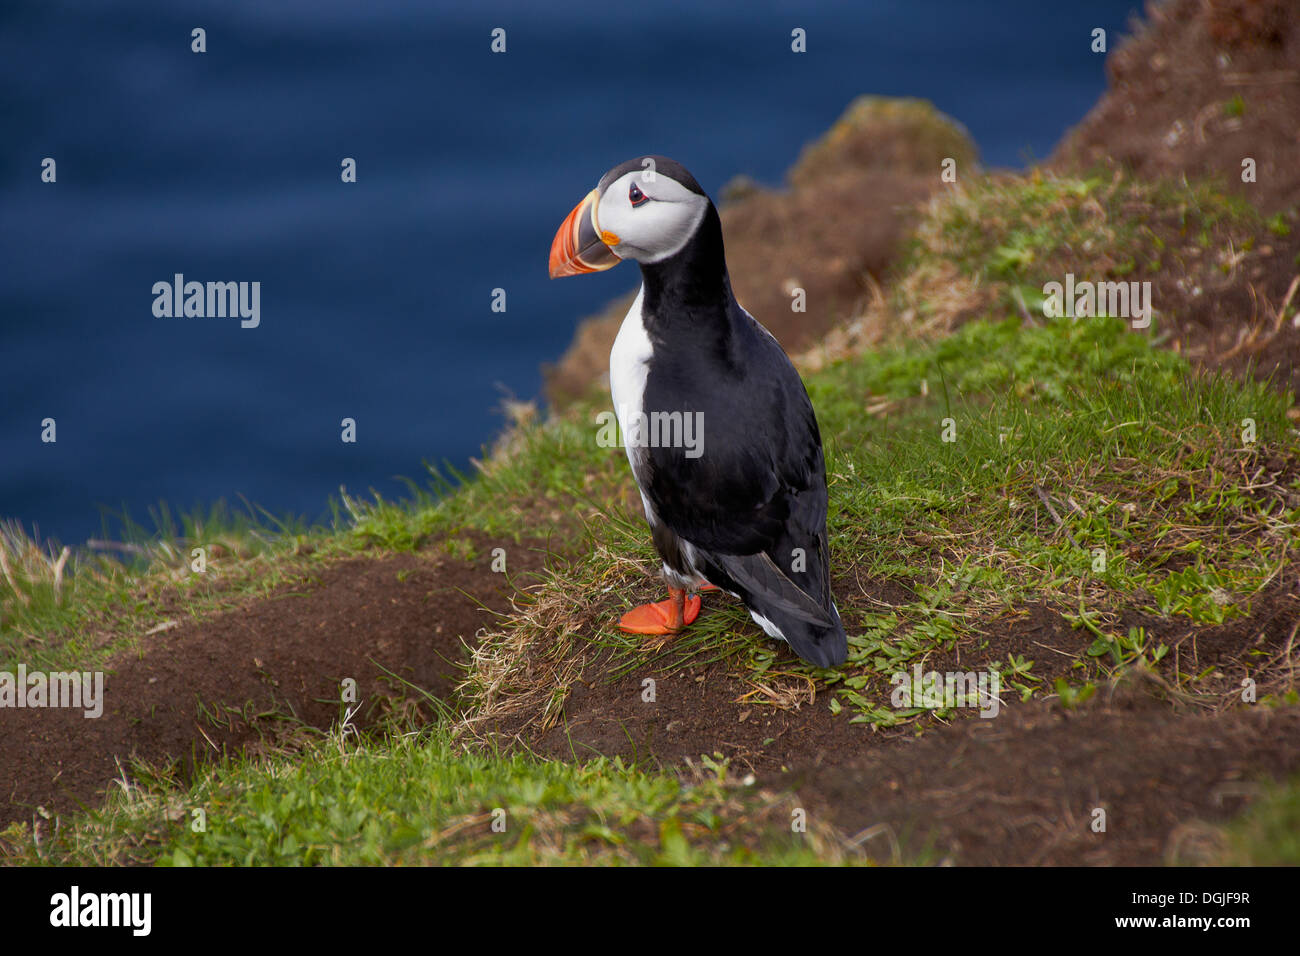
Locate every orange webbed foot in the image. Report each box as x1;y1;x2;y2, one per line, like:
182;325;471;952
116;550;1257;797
618;587;702;635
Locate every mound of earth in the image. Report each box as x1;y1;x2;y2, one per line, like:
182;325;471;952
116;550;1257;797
794;689;1300;866
1052;0;1300;215
0;534;548;830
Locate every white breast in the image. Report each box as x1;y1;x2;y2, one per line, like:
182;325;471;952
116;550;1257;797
609;285;652;477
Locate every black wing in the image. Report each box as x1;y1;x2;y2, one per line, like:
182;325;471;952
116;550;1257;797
638;307;828;560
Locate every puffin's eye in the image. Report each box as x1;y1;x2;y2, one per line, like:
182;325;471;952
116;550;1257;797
629;183;648;207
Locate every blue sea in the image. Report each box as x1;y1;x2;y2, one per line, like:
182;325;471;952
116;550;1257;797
1;0;1139;546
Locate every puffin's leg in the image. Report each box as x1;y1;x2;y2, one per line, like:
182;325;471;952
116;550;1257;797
618;586;703;635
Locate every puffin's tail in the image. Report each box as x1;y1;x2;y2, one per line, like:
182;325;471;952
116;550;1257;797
759;604;848;668
710;552;848;667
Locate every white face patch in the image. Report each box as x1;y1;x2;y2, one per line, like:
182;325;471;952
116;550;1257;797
595;171;708;264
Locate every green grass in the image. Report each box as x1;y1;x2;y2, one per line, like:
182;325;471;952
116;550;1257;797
896;168;1261;330
2;720;860;866
1218;774;1300;865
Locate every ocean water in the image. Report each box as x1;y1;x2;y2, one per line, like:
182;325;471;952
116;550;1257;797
1;0;1139;545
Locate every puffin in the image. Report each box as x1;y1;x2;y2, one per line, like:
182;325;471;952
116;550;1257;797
548;156;847;668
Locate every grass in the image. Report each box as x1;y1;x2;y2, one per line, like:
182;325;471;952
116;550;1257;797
1217;774;1300;865
2;717;860;866
0;502;335;673
453;300;1296;733
815;167;1264;348
0;448;593;675
2;168;1298;864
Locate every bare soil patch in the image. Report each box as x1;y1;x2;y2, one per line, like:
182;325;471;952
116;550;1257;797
1052;0;1300;216
0;533;550;830
1142;207;1300;397
792;688;1300;865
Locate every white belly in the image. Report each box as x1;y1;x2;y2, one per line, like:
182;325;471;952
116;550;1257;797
609;285;651;477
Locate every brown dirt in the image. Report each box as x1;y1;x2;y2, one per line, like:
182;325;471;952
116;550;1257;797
1052;0;1300;217
792;689;1300;866
1149;213;1300;398
0;533;550;830
491;576;1299;864
1048;0;1300;396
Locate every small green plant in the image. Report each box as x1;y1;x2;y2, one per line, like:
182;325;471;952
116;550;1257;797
1055;678;1097;709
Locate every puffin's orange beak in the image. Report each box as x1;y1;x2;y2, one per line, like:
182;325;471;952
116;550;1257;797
549;188;622;278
